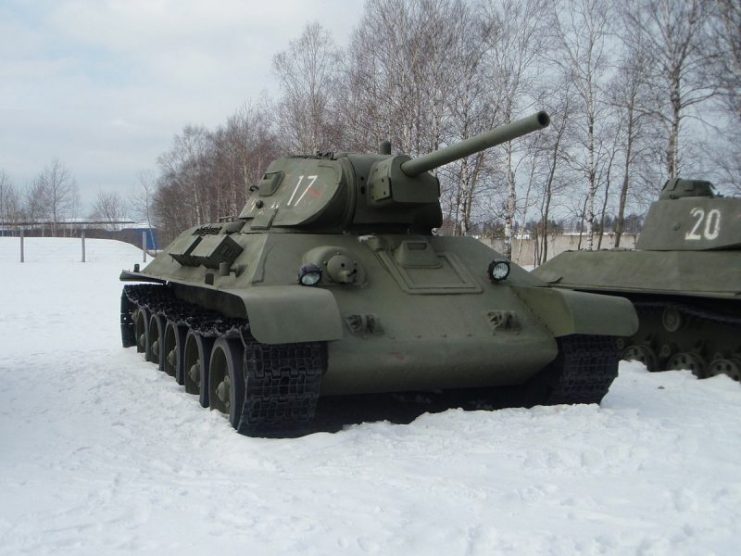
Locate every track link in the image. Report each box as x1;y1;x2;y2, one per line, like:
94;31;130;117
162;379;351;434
526;335;619;406
239;338;324;436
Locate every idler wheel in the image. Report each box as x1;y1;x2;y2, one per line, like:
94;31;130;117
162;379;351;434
147;313;166;370
667;352;706;378
208;337;245;429
163;320;187;383
707;358;741;382
661;306;683;333
183;330;214;408
134;307;149;355
623;344;658;372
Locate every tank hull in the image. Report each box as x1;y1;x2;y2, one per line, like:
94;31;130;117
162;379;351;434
122;230;637;434
131;232;566;392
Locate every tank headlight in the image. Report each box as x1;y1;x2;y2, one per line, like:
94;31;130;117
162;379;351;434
298;263;322;286
487;260;510;282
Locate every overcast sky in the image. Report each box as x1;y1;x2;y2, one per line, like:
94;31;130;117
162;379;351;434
0;0;363;209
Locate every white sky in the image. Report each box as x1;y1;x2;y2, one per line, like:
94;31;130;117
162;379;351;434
0;0;364;209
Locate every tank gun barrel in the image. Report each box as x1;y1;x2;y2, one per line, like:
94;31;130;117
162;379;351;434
400;111;550;177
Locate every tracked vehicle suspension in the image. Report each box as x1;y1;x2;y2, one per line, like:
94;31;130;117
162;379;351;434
121;284;325;436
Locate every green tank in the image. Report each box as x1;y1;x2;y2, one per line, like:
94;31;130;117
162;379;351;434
534;178;741;382
120;111;637;436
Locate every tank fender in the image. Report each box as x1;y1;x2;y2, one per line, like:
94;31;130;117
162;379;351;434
513;286;638;337
224;285;343;345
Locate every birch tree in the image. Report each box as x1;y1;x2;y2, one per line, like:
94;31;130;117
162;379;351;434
610;25;652;247
624;0;715;179
551;0;612;250
479;0;547;254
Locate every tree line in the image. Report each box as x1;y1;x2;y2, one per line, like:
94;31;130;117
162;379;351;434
151;0;739;260
0;160;83;236
2;0;738;264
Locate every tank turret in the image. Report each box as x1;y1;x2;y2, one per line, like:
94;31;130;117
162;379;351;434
639;178;741;251
238;112;550;233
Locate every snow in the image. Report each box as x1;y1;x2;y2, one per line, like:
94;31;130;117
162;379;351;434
1;236;740;555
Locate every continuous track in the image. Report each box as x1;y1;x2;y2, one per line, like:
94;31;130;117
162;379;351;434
525;335;619;407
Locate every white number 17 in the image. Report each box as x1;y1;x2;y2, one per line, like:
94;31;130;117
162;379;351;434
286;175;318;207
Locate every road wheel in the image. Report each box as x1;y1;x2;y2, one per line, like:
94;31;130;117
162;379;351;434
163;320;186;383
183;329;214;408
707;358;741;382
147;313;165;369
667;352;706;378
623;344;658;372
208;337;245;429
134;307;149;355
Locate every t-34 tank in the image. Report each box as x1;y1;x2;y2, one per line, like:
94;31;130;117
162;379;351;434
120;111;637;436
534;178;741;382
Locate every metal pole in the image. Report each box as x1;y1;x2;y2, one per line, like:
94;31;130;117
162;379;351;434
20;228;24;263
142;230;147;263
81;229;86;263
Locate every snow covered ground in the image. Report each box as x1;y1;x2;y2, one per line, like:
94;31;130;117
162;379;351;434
1;236;739;555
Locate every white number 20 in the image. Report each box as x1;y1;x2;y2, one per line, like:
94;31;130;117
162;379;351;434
685;207;721;240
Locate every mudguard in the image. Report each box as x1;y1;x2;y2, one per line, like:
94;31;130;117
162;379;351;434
514;286;638;338
225;285;343;345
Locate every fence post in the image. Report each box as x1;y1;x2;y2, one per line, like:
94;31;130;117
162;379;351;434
20;228;25;263
81;229;86;263
142;230;147;263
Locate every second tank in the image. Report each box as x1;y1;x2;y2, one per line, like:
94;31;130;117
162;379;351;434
534;178;741;382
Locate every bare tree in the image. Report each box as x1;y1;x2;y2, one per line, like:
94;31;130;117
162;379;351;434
551;0;613;251
157;125;210;226
624;0;716;179
609;24;653;247
706;0;741;119
30;159;78;236
0;170;22;225
273;23;343;152
24;180;49;233
90;191;128;230
132;171;156;228
437;1;494;236
152;103;281;242
535;84;573;264
481;0;547;256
